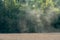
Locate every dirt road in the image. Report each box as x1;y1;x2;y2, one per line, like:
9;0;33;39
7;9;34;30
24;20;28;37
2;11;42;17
0;33;60;40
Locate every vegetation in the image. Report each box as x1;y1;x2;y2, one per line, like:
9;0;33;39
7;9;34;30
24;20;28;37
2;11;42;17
0;0;60;33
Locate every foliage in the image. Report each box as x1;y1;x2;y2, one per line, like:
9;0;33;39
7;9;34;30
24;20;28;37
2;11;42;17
0;0;60;33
